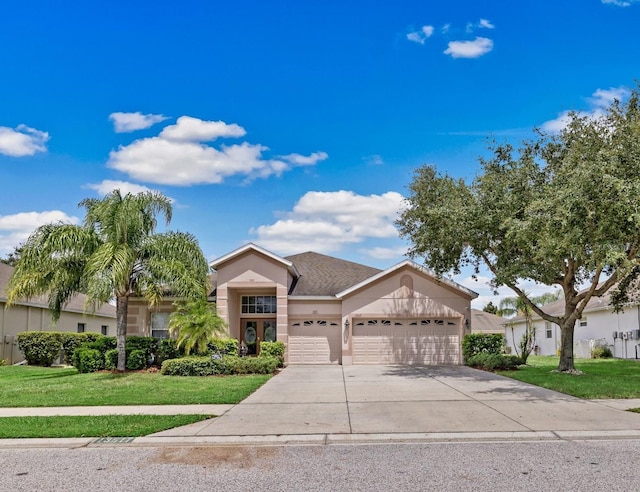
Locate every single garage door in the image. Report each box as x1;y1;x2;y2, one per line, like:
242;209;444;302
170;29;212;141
352;319;460;365
288;319;342;364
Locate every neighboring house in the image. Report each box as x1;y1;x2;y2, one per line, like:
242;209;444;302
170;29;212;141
129;243;478;365
0;263;117;364
504;292;640;359
470;309;505;335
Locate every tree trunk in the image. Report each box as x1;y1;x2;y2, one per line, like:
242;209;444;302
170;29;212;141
557;319;575;372
116;295;128;372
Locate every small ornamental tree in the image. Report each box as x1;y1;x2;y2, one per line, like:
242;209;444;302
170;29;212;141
398;87;640;373
168;300;227;356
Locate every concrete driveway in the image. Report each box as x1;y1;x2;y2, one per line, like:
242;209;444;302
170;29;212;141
153;365;640;440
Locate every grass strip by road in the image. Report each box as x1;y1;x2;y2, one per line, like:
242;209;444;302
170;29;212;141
0;414;211;438
498;356;640;399
0;366;270;407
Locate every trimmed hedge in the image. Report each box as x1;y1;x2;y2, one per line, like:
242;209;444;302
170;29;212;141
208;338;239;356
466;353;521;371
126;336;157;358
85;336;117;356
126;349;148;370
259;341;285;367
73;348;104;373
16;332;63;366
60;333;102;364
462;333;505;362
105;349;119;370
155;338;183;365
160;354;279;376
591;346;613;359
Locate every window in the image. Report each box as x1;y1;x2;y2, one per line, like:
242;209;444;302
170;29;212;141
579;317;587;327
101;325;108;336
151;312;171;339
545;322;553;339
241;295;277;314
77;323;85;333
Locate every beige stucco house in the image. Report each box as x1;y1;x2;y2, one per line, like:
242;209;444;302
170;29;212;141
130;243;478;365
0;263;117;364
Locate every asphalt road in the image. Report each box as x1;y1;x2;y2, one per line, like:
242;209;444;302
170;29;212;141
4;439;640;491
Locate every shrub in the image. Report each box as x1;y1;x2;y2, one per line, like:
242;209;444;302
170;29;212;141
155;338;183;366
591;346;613;359
86;336;117;356
126;349;148;370
104;349;119;370
208;338;239;356
260;341;285;367
16;332;63;366
467;353;521;371
60;333;102;365
231;355;279;374
126;336;157;358
161;356;216;376
73;348;104;373
0;359;5;366
462;333;505;362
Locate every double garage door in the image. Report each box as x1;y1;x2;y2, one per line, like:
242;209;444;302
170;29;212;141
288;320;342;364
288;318;460;365
352;318;460;365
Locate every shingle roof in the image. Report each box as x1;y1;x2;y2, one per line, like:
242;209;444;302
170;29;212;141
0;262;116;317
471;309;504;333
285;252;382;296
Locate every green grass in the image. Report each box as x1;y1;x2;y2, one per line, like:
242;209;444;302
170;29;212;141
0;414;211;438
0;366;271;407
498;356;640;399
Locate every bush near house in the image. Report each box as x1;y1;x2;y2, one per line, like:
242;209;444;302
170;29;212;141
126;349;148;371
591;346;613;359
105;349;119;370
0;359;5;367
60;333;102;364
208;338;239;356
16;332;63;367
160;351;280;376
467;353;521;371
462;333;505;363
72;348;104;373
154;338;184;366
259;341;285;367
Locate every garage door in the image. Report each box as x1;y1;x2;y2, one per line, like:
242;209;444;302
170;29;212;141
352;319;460;365
288;319;342;364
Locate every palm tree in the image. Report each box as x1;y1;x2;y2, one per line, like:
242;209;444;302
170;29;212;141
168;299;227;355
6;190;210;371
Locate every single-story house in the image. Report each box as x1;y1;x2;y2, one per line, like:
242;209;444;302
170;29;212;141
129;243;478;365
504;292;640;359
470;309;504;335
0;263;117;364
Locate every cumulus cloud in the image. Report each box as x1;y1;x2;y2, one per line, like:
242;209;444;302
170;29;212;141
602;0;638;6
541;86;629;132
444;37;494;58
0;211;79;255
455;274;559;310
479;19;495;29
108;116;328;185
0;125;49;157
407;25;435;44
85;180;155;196
109;112;169;133
360;246;408;260
250;190;406;254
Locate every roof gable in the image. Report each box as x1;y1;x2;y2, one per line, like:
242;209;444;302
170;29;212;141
210;243;300;278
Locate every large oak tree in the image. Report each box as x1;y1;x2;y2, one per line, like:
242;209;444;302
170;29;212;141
398;88;640;372
6;190;210;371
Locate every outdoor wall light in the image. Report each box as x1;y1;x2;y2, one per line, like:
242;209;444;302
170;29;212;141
344;319;350;329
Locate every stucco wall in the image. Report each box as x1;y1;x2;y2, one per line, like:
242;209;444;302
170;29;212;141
504;307;640;359
0;301;115;364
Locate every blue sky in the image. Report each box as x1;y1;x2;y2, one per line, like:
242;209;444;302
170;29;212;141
1;0;639;308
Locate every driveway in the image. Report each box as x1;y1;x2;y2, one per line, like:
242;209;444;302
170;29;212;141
153;365;640;439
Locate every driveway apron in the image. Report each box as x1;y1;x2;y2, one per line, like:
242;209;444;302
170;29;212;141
155;365;640;437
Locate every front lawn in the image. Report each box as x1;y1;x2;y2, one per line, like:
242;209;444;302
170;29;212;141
0;366;271;407
498;356;640;399
0;414;211;438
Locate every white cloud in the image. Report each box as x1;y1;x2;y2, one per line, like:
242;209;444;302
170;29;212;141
0;211;79;255
407;25;435;44
86;180;155;196
159;116;246;141
602;0;638;6
250;190;407;254
0;125;49;157
108;116;328;185
360;246;408;260
479;19;495;29
363;154;384;166
109;112;169;133
541;86;629;132
444;37;494;58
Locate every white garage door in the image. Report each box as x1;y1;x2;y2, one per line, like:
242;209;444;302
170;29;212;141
288;319;342;364
352;319;460;365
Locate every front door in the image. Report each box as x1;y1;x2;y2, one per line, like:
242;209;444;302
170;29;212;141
241;319;277;355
